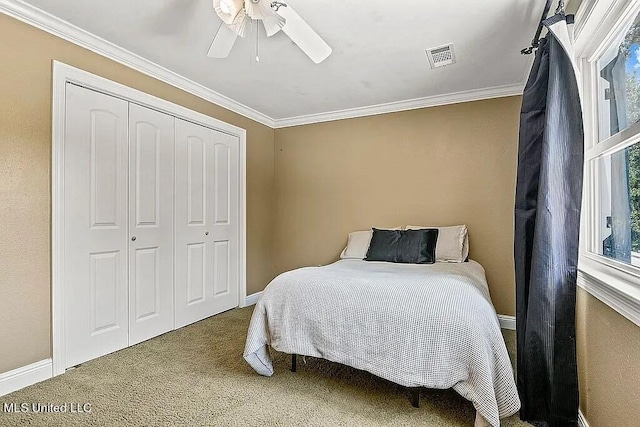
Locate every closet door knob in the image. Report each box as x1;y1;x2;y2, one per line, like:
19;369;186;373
131;236;137;241
205;231;209;236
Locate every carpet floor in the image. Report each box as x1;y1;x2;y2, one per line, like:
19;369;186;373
0;307;530;426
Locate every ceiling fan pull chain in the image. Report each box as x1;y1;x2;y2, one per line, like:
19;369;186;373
255;19;260;63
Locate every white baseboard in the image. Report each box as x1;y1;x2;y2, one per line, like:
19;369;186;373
0;359;52;397
245;292;263;307
578;409;589;427
498;314;516;330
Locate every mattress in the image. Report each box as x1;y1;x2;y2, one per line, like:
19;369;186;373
244;259;520;426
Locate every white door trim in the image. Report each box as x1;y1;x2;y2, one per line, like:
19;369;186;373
52;61;247;376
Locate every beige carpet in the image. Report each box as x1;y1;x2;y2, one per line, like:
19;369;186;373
0;307;530;426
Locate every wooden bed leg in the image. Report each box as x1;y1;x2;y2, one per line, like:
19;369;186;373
291;354;297;372
411;388;420;408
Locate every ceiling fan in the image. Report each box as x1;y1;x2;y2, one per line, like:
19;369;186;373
208;0;332;64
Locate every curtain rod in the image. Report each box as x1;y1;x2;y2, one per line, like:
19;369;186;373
521;0;557;55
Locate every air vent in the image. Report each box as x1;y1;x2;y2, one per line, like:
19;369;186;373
426;43;456;69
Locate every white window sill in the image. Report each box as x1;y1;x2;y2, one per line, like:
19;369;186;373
578;254;640;327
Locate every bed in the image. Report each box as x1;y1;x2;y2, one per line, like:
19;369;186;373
244;232;520;427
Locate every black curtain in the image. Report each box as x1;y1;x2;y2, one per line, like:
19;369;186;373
514;14;583;427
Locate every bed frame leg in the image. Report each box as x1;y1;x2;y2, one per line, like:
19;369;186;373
411;388;420;408
291;354;297;372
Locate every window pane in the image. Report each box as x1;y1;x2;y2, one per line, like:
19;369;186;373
598;12;640;141
596;141;640;266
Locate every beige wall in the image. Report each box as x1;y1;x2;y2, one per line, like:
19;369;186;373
577;288;640;427
2;13;639;427
0;14;275;373
274;96;521;316
273;95;640;426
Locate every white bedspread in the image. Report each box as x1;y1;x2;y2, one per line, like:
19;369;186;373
244;260;520;426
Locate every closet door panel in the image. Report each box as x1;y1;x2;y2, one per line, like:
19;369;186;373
128;103;175;345
209;133;240;313
175;119;216;328
64;84;129;368
175;119;239;327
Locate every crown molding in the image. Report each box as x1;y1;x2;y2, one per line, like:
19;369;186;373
0;0;276;128
273;83;525;128
0;0;528;130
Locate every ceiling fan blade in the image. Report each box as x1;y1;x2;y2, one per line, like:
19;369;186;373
207;23;238;58
277;5;332;64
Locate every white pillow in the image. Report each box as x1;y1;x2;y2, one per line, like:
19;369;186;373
340;231;373;259
340;227;403;259
405;225;468;262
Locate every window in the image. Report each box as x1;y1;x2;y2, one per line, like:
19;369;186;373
597;12;640;142
579;0;640;325
595;145;640;266
587;6;640;269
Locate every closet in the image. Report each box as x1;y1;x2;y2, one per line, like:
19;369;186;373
62;83;240;368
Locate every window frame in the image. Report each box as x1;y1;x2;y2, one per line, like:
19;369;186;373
576;0;640;326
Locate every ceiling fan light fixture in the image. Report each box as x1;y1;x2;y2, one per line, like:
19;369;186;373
245;0;280;21
208;0;331;63
213;0;244;25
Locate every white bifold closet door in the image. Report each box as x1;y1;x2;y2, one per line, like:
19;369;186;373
64;84;130;367
64;84;175;367
127;103;175;345
174;118;240;328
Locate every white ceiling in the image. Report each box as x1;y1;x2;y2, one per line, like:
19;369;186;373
21;0;544;121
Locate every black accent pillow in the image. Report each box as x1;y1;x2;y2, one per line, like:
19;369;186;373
365;228;439;264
